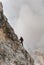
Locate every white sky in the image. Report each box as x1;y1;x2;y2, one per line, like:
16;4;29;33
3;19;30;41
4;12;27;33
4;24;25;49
0;0;44;53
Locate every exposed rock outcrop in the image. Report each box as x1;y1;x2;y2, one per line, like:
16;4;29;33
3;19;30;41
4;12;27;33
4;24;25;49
32;50;44;65
0;2;34;65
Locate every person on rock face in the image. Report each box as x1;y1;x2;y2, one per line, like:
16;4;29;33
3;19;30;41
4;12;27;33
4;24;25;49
19;37;24;46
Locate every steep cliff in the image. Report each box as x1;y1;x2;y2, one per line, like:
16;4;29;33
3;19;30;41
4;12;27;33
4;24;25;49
0;2;34;65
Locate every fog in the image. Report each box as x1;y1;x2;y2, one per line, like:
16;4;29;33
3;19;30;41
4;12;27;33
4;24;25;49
1;0;44;52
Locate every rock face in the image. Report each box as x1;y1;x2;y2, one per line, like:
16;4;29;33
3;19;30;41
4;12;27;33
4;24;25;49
32;50;44;65
0;2;34;65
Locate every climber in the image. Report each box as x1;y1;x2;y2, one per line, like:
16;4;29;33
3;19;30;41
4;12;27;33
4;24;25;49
19;37;24;46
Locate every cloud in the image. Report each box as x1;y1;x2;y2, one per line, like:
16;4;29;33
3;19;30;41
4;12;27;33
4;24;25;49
16;4;44;52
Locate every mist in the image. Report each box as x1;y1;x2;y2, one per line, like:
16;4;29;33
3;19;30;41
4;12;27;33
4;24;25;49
16;5;44;52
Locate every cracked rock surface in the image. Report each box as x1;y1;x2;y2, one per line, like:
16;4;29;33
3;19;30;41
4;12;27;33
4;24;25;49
0;2;34;65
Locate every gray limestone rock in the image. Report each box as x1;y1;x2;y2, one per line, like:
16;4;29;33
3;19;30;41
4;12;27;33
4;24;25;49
0;2;34;65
